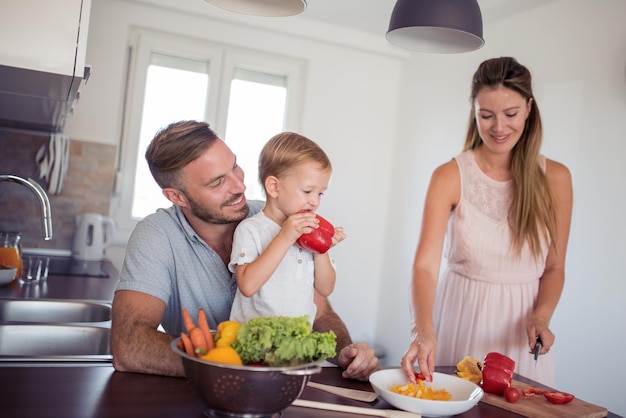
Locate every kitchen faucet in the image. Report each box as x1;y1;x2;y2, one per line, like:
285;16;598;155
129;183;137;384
0;174;53;240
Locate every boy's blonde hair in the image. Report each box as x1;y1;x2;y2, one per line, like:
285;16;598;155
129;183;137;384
258;132;331;192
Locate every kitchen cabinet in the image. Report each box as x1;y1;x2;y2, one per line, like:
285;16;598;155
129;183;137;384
0;0;91;133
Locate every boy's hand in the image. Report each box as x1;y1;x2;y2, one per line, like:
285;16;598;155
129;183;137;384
331;226;346;248
296;214;335;253
281;212;319;243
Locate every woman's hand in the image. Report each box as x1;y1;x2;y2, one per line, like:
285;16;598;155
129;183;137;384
401;333;436;383
527;320;555;356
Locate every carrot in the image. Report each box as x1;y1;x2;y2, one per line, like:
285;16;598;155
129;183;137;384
180;332;195;356
197;308;215;351
189;327;209;355
176;338;184;351
182;307;196;334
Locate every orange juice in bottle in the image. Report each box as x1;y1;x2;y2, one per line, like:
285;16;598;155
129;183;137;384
0;231;22;281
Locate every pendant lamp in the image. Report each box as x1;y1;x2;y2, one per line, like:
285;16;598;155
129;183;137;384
386;0;484;53
203;0;306;17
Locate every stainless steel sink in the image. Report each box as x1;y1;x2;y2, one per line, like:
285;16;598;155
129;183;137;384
0;299;112;362
0;324;111;362
0;299;111;324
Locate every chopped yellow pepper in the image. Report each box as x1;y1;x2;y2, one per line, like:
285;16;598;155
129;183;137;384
391;380;452;401
455;356;483;384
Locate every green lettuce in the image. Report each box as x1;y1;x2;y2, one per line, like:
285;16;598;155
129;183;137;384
232;315;336;366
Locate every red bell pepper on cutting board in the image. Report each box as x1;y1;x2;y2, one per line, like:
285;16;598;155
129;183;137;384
481;352;516;395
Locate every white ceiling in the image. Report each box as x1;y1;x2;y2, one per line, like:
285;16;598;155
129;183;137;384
124;0;558;36
302;0;527;34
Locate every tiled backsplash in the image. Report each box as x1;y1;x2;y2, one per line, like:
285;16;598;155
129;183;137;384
0;129;116;251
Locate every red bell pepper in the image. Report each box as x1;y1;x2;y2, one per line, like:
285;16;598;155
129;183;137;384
544;390;575;404
296;214;335;254
481;352;516;395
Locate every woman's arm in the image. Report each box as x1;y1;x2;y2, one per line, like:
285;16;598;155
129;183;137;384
401;160;460;382
528;160;573;353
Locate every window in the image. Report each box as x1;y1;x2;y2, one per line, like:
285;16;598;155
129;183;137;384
132;53;209;219
225;69;287;202
112;29;305;240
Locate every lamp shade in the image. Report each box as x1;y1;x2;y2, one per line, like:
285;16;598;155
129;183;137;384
203;0;306;17
386;0;484;53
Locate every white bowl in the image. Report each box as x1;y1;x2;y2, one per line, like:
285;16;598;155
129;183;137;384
0;266;17;285
369;369;484;417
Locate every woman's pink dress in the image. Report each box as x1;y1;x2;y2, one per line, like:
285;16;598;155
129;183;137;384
433;150;554;386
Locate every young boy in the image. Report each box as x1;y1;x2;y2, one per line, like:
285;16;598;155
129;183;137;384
228;132;345;325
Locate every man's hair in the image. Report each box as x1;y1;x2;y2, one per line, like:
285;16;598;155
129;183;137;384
145;120;219;189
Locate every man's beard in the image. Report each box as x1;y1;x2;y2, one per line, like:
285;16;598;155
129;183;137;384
186;193;249;225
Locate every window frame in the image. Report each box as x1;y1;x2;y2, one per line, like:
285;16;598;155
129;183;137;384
111;28;306;243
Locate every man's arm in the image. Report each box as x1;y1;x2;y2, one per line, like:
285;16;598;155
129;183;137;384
111;290;184;376
313;291;380;381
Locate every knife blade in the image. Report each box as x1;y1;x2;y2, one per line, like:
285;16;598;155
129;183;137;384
533;336;542;366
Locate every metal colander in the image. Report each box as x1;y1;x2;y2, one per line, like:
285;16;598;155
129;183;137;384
171;338;322;417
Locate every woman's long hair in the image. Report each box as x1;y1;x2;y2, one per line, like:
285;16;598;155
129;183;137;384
463;57;556;260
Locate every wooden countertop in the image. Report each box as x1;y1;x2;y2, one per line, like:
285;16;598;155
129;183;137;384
0;365;621;418
0;264;620;417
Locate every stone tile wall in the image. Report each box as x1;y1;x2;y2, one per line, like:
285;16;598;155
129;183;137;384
0;129;116;251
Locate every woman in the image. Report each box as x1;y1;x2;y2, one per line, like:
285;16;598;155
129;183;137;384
401;57;573;386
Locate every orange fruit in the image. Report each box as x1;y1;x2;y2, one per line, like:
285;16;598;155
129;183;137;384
199;346;243;366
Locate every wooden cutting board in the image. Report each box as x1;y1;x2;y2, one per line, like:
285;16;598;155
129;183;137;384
480;379;608;418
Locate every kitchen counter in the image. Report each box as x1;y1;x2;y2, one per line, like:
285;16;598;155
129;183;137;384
0;259;118;301
0;264;620;417
0;365;620;418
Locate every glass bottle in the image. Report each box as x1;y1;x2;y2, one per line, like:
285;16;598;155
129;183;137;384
0;231;22;282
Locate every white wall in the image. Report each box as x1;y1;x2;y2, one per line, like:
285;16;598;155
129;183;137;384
64;0;403;364
65;0;626;415
379;1;626;416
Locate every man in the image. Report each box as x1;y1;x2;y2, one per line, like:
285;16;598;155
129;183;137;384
111;120;379;380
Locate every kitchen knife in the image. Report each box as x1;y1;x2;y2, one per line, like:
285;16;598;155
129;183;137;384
534;336;542;366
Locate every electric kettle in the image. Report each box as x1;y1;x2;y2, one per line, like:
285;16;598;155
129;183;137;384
72;213;115;261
